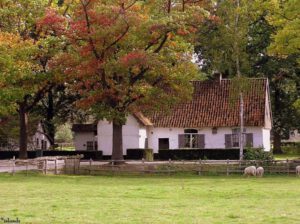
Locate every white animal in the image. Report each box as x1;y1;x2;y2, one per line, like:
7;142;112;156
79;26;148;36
244;166;256;177
296;166;300;176
256;167;264;177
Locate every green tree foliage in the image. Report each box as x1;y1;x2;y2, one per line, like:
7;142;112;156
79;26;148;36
195;0;259;76
55;123;73;144
0;0;73;158
247;12;300;153
267;0;300;60
33;84;88;147
195;0;300;153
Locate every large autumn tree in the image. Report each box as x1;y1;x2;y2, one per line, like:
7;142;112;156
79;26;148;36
43;0;208;161
0;0;74;158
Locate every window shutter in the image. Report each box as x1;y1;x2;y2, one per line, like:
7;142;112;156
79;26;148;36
245;133;253;147
225;134;232;148
195;134;205;149
178;134;185;148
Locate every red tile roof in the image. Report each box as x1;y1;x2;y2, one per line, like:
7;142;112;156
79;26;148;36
148;78;267;128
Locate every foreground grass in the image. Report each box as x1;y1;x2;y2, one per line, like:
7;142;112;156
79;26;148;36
0;174;299;224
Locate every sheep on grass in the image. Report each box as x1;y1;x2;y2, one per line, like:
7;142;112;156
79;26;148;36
244;166;256;177
256;167;264;177
296;166;300;176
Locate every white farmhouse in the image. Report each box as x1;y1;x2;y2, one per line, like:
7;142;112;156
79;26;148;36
72;78;272;156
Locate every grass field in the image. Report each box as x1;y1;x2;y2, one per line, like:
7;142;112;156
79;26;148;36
274;154;300;160
0;174;299;224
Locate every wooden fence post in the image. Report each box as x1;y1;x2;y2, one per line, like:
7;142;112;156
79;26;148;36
89;158;92;175
78;158;81;175
26;161;28;176
168;159;171;175
44;159;48;175
12;156;15;176
73;159;76;175
286;159;289;175
198;159;202;176
64;159;67;174
55;159;58;175
226;159;229;176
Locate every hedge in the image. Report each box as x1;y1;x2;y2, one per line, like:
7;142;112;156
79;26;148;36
0;150;103;160
158;149;241;160
127;148;242;160
126;148;153;161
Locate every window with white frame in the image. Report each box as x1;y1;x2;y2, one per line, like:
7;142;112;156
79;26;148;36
232;128;246;147
178;129;205;149
184;129;198;148
225;128;253;148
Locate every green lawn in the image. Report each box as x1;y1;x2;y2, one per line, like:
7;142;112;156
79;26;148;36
0;174;299;224
274;154;300;160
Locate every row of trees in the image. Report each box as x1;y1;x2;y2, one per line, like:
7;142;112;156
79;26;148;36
195;0;300;153
0;0;299;158
0;0;208;159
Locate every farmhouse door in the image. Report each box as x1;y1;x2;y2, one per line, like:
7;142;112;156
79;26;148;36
159;138;170;150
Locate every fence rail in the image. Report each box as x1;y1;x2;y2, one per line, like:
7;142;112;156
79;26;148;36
0;157;299;176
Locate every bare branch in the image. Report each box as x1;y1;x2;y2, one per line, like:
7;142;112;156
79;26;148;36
124;0;138;10
105;23;130;52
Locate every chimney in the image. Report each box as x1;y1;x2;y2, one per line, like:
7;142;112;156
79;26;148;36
211;71;222;83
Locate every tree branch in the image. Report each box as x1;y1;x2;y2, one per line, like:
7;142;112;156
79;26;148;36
154;33;169;53
26;84;54;112
124;0;138;10
105;22;130;52
81;0;100;60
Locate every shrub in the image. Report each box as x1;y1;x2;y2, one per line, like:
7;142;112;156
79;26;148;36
243;148;273;160
281;143;300;154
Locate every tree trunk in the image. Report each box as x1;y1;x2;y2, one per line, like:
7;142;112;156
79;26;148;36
273;130;283;154
46;90;55;147
111;121;124;162
273;84;283;154
19;103;28;159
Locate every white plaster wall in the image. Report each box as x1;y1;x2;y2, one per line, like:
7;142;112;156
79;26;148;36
97;115;142;155
148;126;266;153
246;127;264;149
32;123;51;150
139;127;147;148
147;127;182;153
262;128;271;151
74;132;96;150
264;86;272;129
